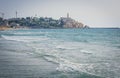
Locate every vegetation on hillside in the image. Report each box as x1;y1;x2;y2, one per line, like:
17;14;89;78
0;17;88;29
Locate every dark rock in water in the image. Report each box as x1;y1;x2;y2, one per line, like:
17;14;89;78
84;25;90;28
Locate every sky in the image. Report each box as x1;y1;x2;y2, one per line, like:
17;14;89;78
0;0;120;27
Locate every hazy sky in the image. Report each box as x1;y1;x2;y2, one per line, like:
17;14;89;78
0;0;120;27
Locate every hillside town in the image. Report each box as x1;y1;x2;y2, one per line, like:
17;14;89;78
0;13;89;30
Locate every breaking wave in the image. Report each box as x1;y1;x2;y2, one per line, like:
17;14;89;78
1;35;49;42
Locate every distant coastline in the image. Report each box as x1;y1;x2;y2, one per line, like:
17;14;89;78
0;13;90;30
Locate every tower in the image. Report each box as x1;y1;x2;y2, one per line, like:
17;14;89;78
16;11;17;18
1;13;4;19
0;12;4;19
67;13;69;18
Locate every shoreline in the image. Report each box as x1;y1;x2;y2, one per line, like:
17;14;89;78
0;26;12;31
0;26;30;31
0;26;119;31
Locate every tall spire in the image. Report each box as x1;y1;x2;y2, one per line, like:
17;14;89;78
0;12;4;19
2;13;4;19
67;13;69;18
16;11;17;18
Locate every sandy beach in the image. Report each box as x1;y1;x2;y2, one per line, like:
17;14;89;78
0;26;12;31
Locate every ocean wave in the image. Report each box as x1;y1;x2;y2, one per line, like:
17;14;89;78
44;53;120;78
30;44;120;78
1;29;119;78
56;42;82;50
1;35;49;42
80;50;93;54
12;31;47;36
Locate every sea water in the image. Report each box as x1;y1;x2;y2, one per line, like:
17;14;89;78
0;28;120;78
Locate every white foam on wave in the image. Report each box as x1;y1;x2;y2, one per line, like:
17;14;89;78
13;31;47;35
80;49;93;54
28;40;105;75
34;46;115;78
45;54;114;77
13;32;32;35
1;35;49;42
22;37;119;78
56;42;81;50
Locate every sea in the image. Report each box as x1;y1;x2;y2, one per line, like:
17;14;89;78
0;28;120;78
